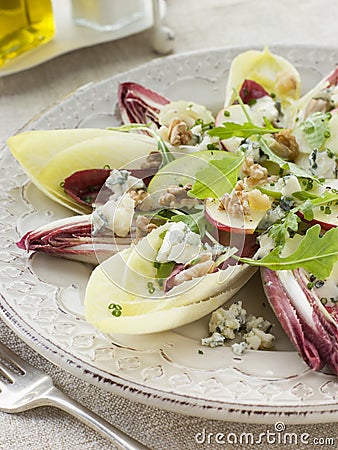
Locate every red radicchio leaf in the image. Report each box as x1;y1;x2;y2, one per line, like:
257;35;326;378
64;169;111;206
118;82;170;128
17;215;130;264
327;67;338;87
239;79;270;104
163;264;185;293
63;167;157;207
262;268;338;374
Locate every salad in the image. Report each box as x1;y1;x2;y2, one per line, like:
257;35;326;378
7;47;338;375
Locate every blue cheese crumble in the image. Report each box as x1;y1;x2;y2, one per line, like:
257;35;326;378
309;149;337;178
156;222;202;264
92;194;135;237
91;169;145;237
201;301;275;354
105;169;144;200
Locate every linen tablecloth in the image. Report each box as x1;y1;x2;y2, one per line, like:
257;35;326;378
0;1;337;448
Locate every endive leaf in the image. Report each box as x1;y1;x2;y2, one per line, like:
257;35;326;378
84;223;256;334
224;47;301;107
8;129;157;213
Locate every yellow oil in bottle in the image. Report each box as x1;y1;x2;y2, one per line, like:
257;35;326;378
0;0;55;67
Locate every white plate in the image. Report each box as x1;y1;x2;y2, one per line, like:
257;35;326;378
1;45;338;424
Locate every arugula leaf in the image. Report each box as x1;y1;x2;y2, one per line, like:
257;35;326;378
258;136;314;179
292;190;320;201
268;211;300;247
170;210;206;236
302;189;338;207
267;188;338;244
189;153;244;199
298;200;315;221
241;225;338;280
153;261;175;280
208;118;282;140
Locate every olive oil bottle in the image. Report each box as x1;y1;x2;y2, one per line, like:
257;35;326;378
0;0;55;67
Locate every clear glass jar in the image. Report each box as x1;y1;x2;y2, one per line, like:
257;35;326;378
0;0;55;67
71;0;145;32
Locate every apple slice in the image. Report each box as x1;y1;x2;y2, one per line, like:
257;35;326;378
308;205;338;230
205;198;268;257
299;180;338;231
215;104;253;152
205;198;268;234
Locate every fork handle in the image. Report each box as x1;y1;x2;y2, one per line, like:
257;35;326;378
44;386;149;450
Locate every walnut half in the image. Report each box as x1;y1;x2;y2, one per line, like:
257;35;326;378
167;118;193;146
270;129;299;161
158;184;199;209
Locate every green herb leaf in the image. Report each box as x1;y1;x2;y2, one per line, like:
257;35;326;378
208;119;282;140
154;261;175;280
300;112;332;151
268;211;300;247
258;136;314;179
241;225;338;279
170;210;206;235
299;200;315;221
189;153;244;199
302;189;338;208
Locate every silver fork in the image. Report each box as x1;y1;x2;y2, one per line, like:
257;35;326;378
0;342;149;450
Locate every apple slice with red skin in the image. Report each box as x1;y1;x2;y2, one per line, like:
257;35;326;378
299;207;338;231
205;198;267;234
298;180;338;231
205;198;266;257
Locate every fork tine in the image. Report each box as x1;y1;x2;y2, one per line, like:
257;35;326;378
0;342;27;374
0;364;14;384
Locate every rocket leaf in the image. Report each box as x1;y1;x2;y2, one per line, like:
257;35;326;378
240;225;338;279
208;117;282;140
189;153;244;199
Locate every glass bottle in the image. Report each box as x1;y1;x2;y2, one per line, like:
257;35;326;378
71;0;145;32
0;0;55;67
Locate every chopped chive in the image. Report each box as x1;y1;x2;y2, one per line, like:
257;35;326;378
147;281;156;294
108;303;122;317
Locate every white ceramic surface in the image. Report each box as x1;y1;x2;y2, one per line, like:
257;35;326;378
0;45;338;424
